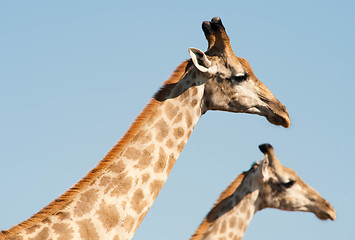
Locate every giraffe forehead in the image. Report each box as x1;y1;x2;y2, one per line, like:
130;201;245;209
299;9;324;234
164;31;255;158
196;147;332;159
236;57;253;72
210;52;250;74
279;166;302;182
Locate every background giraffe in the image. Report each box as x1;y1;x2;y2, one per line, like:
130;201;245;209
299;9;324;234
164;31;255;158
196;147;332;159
0;18;290;240
191;144;336;240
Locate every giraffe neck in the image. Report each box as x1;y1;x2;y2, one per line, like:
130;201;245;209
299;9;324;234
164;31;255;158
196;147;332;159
191;168;261;240
4;61;207;240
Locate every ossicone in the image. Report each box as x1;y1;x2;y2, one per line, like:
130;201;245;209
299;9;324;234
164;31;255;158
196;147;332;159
259;144;274;155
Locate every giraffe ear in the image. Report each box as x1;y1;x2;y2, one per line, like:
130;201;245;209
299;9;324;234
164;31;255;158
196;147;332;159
260;155;272;180
259;144;286;181
259;144;273;180
188;48;217;75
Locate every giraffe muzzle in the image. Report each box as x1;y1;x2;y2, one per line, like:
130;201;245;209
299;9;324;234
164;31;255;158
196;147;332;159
316;201;336;220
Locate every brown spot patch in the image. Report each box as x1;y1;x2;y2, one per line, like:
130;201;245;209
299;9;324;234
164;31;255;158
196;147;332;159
124;147;141;160
99;176;111;187
25;224;41;234
191;99;198;107
229;216;236;228
96;200;120;232
140;133;152;144
150;180;165;199
173;127;185;140
42;218;51;224
53;223;74;240
110;175;133;197
220;220;227;233
132;129;146;142
28;227;49;240
165;102;179;121
73;189;99;217
182;97;190;107
173;112;183;124
54;211;71;221
135;144;155;169
154;119;169;142
154;148;167;173
165;139;174;149
78;219;99;240
141;173;150;183
131;189;146;214
113;236;120;240
132;129;152;144
185;111;193;127
237;217;244;230
108;160;126;174
192;87;198;96
123;215;135;233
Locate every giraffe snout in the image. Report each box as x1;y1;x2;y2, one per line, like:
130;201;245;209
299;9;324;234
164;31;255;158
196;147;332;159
313;199;336;221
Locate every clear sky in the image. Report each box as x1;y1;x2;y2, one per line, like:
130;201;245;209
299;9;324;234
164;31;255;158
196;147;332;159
1;1;354;239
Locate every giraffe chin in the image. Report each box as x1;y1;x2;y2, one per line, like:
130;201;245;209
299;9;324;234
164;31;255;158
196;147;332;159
314;207;336;221
266;114;290;128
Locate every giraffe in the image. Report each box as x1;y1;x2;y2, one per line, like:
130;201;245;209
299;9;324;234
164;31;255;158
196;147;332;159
0;18;290;240
190;144;336;240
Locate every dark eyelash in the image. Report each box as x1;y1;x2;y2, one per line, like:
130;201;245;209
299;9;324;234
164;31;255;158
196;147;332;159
231;73;248;82
282;180;295;188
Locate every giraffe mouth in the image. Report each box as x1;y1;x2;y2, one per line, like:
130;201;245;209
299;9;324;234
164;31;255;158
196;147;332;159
266;103;290;128
254;103;290;128
315;210;336;220
312;200;336;221
258;93;290;128
266;113;290;128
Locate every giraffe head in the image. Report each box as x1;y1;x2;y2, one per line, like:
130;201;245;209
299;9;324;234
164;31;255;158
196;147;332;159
189;17;290;128
257;144;336;220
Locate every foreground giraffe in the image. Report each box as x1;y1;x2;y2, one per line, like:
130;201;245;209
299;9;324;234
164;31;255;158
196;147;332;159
191;144;336;240
0;18;290;240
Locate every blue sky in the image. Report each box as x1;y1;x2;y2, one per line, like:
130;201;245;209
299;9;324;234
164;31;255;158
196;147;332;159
1;1;354;239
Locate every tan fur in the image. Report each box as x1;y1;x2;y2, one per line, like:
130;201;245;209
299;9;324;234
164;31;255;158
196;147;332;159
0;60;191;239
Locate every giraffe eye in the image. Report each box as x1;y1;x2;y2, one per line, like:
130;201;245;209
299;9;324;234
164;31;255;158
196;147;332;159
282;180;295;188
231;73;248;82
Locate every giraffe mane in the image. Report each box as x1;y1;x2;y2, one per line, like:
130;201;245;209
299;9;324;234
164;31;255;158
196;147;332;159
1;59;192;238
190;164;257;240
